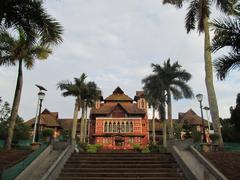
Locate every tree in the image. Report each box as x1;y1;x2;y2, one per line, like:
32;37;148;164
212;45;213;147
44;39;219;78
162;0;229;147
82;82;101;143
152;59;193;139
0;0;63;44
0;29;52;150
142;74;168;147
57;74;88;143
230;93;240;129
213;16;240;79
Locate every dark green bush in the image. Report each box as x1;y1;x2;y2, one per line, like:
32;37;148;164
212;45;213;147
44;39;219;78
42;128;54;137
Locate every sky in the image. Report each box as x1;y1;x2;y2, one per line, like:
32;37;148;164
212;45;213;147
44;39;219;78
0;0;239;121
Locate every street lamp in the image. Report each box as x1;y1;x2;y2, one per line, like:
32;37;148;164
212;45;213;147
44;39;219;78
35;91;45;142
203;106;211;132
196;94;207;143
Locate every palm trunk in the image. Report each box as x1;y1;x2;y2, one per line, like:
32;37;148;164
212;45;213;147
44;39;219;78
80;101;86;143
159;102;167;148
71;100;79;144
84;105;88;143
152;108;156;144
203;16;224;148
6;60;23;150
167;90;173;139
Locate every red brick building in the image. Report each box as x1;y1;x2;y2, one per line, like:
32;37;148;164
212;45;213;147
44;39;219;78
89;87;149;150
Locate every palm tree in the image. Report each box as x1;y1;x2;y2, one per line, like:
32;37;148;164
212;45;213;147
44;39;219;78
162;0;229;147
57;74;87;143
0;0;63;44
152;59;194;139
212;16;240;80
82;82;101;143
143;74;168;147
0;28;52;150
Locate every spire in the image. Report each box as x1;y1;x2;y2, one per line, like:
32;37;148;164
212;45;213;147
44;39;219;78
113;86;124;94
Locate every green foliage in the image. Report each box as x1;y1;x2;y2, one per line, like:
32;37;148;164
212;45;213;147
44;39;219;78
42;128;54;137
148;143;167;153
182;120;192;139
173;122;181;139
86;144;102;153
12;117;31;143
142;147;151;153
77;142;88;152
230;94;240;129
133;144;142;152
61;129;70;141
221;118;240;142
192;127;202;143
209;133;220;143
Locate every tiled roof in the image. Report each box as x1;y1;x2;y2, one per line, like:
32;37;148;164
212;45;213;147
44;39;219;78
179;109;208;126
91;103;145;115
105;87;133;102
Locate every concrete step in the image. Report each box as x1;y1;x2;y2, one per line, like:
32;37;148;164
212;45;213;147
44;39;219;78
57;177;185;180
64;163;179;168
59;172;184;177
68;157;175;161
66;160;177;164
62;167;181;173
71;153;172;157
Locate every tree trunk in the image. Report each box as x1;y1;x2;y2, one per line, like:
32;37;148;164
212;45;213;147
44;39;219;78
71;100;79;143
203;16;224;147
167;90;174;139
159;102;167;148
84;105;88;143
152;108;156;144
80;101;86;143
6;60;23;150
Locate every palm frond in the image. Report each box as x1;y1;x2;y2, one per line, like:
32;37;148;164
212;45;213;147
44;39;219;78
212;17;240;53
162;0;184;8
185;0;198;33
214;52;240;80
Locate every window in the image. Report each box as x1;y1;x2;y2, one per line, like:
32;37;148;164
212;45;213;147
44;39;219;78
121;122;125;132
113;122;116;132
130;122;133;132
104;122;108;132
126;122;129;132
129;137;134;143
117;122;120;133
109;122;112;132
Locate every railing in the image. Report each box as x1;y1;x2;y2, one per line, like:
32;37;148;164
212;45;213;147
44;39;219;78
0;143;48;180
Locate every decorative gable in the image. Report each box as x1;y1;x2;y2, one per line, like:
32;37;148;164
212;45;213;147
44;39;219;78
111;104;127;118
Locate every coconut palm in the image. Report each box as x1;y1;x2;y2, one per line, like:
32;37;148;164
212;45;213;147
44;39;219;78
162;0;229;146
152;60;194;139
0;0;63;44
212;16;240;80
0;28;52;150
57;74;87;143
142;74;168;147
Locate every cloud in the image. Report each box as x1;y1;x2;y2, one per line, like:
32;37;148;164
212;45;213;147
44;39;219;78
0;0;238;120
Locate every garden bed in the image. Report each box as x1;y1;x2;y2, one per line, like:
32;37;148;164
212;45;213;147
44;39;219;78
202;151;240;180
0;149;32;170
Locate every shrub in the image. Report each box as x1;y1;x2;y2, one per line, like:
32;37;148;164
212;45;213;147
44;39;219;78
77;142;88;152
209;133;219;143
192;127;202;143
42;128;54;137
86;144;102;153
142;147;150;153
149;143;159;153
133;144;142;152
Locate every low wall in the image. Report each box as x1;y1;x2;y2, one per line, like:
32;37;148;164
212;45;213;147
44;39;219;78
16;144;53;180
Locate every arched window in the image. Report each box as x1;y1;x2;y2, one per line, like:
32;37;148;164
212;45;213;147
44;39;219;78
117;122;120;133
121;122;125;132
104;122;108;132
130;122;133;132
109;122;112;132
113;122;116;132
126;122;129;132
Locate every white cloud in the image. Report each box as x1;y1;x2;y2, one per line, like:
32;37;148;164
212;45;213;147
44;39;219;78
0;0;238;120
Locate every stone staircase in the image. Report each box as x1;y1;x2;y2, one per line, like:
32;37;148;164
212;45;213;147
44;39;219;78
57;153;186;180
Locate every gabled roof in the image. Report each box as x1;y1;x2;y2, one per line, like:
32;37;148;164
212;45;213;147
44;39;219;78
105;87;133;102
179;109;208;126
91;103;145;115
25;108;60;127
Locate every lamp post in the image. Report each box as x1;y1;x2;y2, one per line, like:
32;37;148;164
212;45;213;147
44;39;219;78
203;106;211;132
196;94;207;143
35;91;46;142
